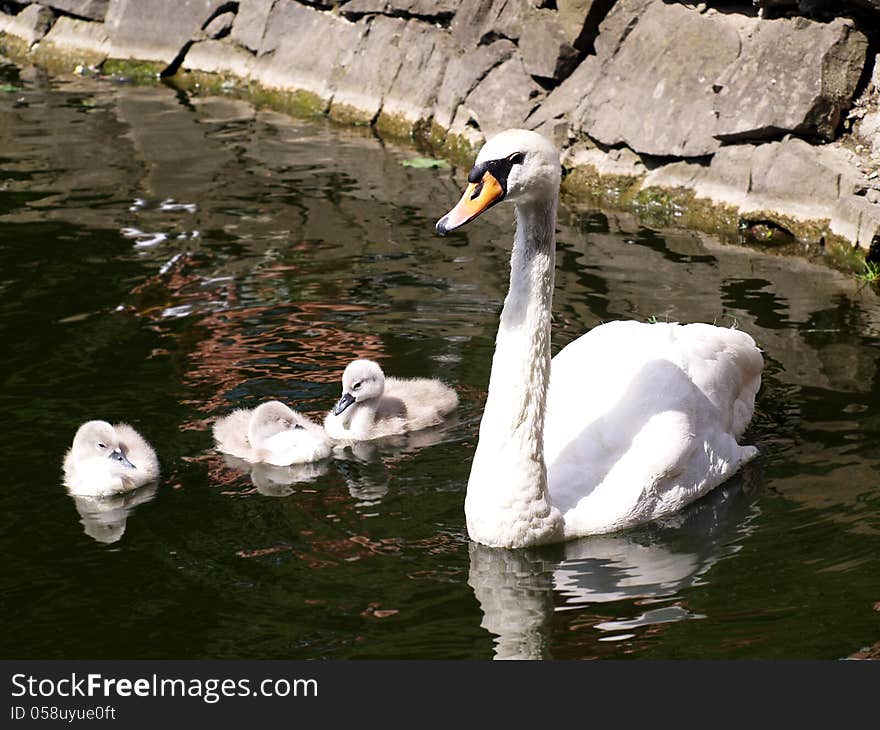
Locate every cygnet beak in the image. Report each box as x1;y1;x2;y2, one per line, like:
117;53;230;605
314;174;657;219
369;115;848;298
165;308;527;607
109;449;136;470
332;392;356;416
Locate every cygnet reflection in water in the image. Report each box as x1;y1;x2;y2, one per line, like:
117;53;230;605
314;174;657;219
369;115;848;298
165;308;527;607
70;481;159;545
468;474;761;659
221;453;330;497
331;420;461;504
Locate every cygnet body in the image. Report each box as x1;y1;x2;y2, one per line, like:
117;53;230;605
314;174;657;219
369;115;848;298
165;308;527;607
323;360;458;441
213;400;332;467
63;420;159;497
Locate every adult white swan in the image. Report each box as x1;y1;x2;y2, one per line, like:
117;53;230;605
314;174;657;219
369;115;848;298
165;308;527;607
436;129;763;548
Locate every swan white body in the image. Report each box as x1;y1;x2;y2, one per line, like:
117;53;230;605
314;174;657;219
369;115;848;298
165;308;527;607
213;400;331;467
63;420;159;497
437;129;763;548
323;359;458;441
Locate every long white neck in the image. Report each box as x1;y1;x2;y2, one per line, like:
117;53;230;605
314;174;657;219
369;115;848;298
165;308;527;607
465;197;564;548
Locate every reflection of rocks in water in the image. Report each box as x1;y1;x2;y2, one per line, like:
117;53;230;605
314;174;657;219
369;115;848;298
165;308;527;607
221;453;329;497
468;475;760;659
71;481;159;545
554;217;880;394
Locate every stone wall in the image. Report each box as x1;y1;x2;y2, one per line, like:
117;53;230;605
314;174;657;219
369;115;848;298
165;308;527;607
1;0;879;254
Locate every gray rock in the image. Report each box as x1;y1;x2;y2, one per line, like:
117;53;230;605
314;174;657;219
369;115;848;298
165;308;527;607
525;58;589;140
635;135;871;240
104;0;229;64
714;17;867;143
451;54;544;143
747;138;864;220
572;0;741;157
831;195;880;248
450;0;577;82
450;0;528;48
565;142;647;178
4;4;56;47
518;9;578;81
871;53;880;94
557;0;615;50
340;0;459;19
433;38;515;132
231;0;275;53
253;0;363;107
39;15;111;61
202;10;235;40
694;144;755;205
330;15;406;123
184;38;255;77
40;1;109;22
379;20;456;128
560;1;869;157
857;111;880;157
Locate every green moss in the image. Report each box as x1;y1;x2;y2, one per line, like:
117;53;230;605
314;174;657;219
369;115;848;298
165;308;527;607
374;111;417;143
438;132;478;167
561;165;642;208
328;101;374;126
825;240;874;277
163;69;324;116
101;58;164;83
0;32;32;61
855;260;880;284
31;43;106;73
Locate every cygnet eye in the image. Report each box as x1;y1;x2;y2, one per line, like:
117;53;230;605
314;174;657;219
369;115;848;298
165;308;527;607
97;442;107;449
294;423;304;430
352;382;361;391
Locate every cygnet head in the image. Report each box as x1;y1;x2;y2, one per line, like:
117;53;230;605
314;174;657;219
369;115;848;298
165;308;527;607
436;129;561;235
332;360;386;416
248;401;303;448
71;420;137;472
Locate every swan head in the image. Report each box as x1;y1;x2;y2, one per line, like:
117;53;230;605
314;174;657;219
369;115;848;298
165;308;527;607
71;420;137;472
248;401;302;448
332;359;385;416
436;129;561;235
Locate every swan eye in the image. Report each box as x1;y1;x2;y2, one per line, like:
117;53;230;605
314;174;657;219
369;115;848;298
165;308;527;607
508;152;525;165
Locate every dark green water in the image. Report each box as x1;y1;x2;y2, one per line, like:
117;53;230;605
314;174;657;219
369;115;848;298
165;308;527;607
1;61;878;660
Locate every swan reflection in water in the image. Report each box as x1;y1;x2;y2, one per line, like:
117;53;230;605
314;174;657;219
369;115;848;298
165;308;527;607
69;481;159;545
468;472;761;659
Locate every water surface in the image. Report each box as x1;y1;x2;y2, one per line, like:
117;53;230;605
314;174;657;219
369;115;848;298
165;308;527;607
1;61;879;659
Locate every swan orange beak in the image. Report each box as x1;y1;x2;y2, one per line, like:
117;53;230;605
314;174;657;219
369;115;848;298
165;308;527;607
436;171;505;236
